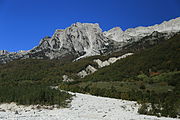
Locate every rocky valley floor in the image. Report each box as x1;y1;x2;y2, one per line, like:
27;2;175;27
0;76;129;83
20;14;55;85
0;92;179;120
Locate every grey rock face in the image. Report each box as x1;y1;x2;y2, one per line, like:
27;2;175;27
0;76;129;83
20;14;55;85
104;17;180;43
31;23;115;60
62;75;74;82
77;65;97;78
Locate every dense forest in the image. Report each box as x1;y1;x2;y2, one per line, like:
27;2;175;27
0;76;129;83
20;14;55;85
0;83;72;107
0;34;180;117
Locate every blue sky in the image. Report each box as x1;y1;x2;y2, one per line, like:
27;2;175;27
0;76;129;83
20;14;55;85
0;0;180;51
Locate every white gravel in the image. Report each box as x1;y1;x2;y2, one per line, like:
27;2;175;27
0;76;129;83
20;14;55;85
0;92;179;120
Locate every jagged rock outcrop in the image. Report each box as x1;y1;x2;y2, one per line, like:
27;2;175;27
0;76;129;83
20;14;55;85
0;17;180;64
94;53;134;68
77;70;88;78
93;59;110;68
77;65;97;78
62;75;74;82
85;65;97;74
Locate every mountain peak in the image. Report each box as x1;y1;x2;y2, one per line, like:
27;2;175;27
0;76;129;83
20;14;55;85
103;27;124;42
31;21;112;60
72;22;100;27
104;17;180;42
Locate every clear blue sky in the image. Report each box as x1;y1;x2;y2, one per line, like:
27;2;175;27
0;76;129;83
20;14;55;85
0;0;180;51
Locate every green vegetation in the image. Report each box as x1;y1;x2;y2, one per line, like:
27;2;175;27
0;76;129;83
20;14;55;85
59;34;180;118
0;83;72;107
0;60;76;107
0;34;179;117
59;71;180;118
83;34;180;82
0;56;98;84
0;49;99;107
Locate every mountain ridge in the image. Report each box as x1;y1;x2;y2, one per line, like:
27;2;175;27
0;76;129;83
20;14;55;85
104;17;180;42
0;17;180;64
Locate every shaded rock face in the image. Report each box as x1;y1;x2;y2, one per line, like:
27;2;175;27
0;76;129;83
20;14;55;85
0;17;180;64
0;50;9;55
0;51;29;64
119;31;178;54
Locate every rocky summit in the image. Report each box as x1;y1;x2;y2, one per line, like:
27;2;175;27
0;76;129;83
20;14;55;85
0;17;180;64
31;23;116;60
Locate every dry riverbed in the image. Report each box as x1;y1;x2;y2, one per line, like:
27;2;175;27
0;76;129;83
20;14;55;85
0;92;178;120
